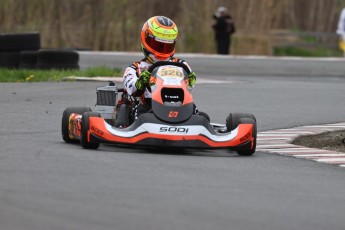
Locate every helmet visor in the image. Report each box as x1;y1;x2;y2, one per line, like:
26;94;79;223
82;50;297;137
144;34;176;54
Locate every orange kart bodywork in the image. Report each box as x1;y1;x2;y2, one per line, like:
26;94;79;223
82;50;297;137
67;112;255;150
87;117;254;148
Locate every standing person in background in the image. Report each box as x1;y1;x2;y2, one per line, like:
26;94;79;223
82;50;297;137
212;6;236;55
336;7;345;56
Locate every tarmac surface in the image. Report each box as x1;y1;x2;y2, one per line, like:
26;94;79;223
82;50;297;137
1;54;345;230
79;51;345;77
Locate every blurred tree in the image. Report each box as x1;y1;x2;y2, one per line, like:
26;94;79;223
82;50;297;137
0;0;344;53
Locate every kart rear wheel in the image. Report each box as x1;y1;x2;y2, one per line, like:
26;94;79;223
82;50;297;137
80;112;101;149
62;107;91;143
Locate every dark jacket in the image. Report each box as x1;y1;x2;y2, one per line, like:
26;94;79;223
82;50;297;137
212;15;236;40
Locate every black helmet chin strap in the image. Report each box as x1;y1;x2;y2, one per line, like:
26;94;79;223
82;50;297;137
141;44;154;63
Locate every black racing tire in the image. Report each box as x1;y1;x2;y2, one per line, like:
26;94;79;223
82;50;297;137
19;51;38;69
198;111;210;122
226;113;256;132
37;49;79;64
0;52;21;68
236;117;257;156
0;32;40;52
80;112;101;149
226;113;257;156
62;107;92;143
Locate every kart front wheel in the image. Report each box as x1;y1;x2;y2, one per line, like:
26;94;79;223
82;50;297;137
80;112;101;149
62;107;91;143
236;118;257;156
226;113;256;132
198;111;210;122
226;113;257;156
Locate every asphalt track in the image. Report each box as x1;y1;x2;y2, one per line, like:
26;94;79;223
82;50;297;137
1;53;345;230
79;51;345;77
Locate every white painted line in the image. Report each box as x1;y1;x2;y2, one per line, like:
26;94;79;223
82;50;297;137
294;154;345;157
258;133;298;137
294;155;345;159
270;149;330;153
257;139;289;142
257;141;290;144
316;158;345;163
262;149;332;155
258;137;293;143
257;146;304;150
277;151;334;156
257;144;298;148
340;165;345;167
257;137;293;141
257;149;286;152
302;125;345;129
256;141;293;147
259;131;315;135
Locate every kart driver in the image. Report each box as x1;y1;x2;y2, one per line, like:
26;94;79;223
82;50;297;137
122;16;197;116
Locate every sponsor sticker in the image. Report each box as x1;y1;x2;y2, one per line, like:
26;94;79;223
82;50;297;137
159;126;189;134
91;126;104;136
240;133;251;142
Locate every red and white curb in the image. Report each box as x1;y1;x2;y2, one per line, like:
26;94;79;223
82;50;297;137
257;123;345;168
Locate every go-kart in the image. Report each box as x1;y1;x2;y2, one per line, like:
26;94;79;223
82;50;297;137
61;61;257;156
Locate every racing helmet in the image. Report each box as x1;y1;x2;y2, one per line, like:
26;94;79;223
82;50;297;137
141;16;178;63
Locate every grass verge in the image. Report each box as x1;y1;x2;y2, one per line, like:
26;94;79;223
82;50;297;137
273;46;343;57
0;66;121;82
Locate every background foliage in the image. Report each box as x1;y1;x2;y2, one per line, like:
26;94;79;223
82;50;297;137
1;0;345;55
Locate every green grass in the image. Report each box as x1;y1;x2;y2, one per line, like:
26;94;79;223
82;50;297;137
273;46;343;57
0;66;122;82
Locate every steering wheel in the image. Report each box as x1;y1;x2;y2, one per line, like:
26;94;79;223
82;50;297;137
147;61;191;75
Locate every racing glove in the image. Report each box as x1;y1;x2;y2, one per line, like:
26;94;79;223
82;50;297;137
135;70;151;91
188;72;196;87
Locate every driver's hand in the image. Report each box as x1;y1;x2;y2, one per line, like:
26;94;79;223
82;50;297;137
135;70;151;90
188;72;196;87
